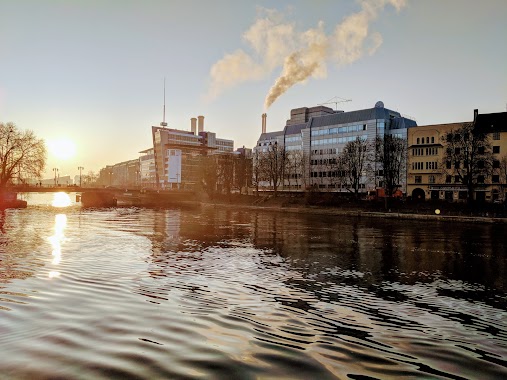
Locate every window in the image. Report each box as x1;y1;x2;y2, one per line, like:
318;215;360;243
493;146;500;154
446;161;452;169
429;175;436;184
431;137;435;143
478;146;485;154
492;175;500;183
415;176;422;184
426;137;429;144
455;147;460;155
493;132;500;140
493;160;500;168
454;161;460;169
446;175;452;183
416;138;420;144
477;175;485;184
478;160;484;169
455;175;460;183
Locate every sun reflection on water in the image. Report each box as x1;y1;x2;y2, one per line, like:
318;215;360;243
52;192;72;207
48;214;67;278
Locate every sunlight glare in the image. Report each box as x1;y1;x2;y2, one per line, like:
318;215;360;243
48;214;67;268
47;138;76;160
52;192;72;207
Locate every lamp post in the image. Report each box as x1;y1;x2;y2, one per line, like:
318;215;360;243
52;168;58;187
78;166;84;187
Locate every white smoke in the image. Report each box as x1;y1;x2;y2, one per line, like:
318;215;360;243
206;0;407;108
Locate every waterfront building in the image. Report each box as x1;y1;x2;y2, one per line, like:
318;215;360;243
407;122;467;201
407;109;507;202
139;148;156;188
98;159;140;188
254;102;417;193
151;115;234;189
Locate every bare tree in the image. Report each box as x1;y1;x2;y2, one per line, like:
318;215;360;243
83;171;98;187
217;154;234;195
376;134;407;197
340;137;372;198
499;155;507;201
441;122;493;203
252;149;268;195
200;155;219;198
233;154;252;194
265;142;285;196
0;122;46;188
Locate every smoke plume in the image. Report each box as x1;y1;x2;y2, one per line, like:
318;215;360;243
206;1;406;108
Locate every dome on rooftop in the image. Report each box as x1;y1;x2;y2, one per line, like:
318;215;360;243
375;101;384;108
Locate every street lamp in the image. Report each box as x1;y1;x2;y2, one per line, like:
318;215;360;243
78;166;84;187
52;168;59;187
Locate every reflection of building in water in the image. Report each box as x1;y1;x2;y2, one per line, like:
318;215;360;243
250;212;504;290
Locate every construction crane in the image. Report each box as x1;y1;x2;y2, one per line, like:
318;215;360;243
318;96;352;111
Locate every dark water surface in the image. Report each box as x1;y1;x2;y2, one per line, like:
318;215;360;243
0;193;506;379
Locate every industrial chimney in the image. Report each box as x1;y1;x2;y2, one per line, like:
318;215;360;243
191;118;197;135
262;113;267;134
198;115;204;133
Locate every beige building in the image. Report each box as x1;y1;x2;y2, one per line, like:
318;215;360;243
407;122;468;201
151;115;234;189
407;110;507;202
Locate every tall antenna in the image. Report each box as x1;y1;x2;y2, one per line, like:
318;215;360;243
160;77;168;127
318;96;352;111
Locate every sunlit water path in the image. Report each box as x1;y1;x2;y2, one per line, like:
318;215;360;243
0;192;506;379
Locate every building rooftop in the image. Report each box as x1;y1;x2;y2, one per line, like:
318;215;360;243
475;111;507;133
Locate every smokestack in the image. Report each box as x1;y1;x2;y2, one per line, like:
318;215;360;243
262;113;267;134
473;109;478;123
191;118;197;135
198;115;204;133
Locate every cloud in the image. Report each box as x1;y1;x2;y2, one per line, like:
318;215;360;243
206;1;407;108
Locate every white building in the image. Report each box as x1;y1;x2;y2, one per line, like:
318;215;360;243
255;102;417;193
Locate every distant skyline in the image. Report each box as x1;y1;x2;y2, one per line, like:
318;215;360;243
1;0;506;179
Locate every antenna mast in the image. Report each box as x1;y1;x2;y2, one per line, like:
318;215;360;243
160;77;168;127
318;96;352;111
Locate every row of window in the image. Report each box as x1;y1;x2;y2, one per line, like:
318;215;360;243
168;133;200;144
412;161;438;170
416;137;435;144
414;175;436;184
312;148;338;155
311;158;337;166
312;135;368;146
311;124;367;137
412;147;438;156
285;135;301;142
414;174;503;185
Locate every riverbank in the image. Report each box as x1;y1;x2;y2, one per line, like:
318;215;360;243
203;194;507;225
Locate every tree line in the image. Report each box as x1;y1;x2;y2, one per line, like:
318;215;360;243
252;135;407;198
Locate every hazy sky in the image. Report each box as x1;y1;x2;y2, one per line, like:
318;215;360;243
1;0;506;179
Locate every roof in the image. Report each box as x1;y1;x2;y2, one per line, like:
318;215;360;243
474;112;507;133
309;107;403;129
283;123;306;136
259;131;284;140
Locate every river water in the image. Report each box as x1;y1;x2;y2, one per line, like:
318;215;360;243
0;192;506;379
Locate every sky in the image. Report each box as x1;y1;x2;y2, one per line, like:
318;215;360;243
1;0;506;180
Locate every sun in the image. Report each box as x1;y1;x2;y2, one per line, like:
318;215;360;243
47;138;76;160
